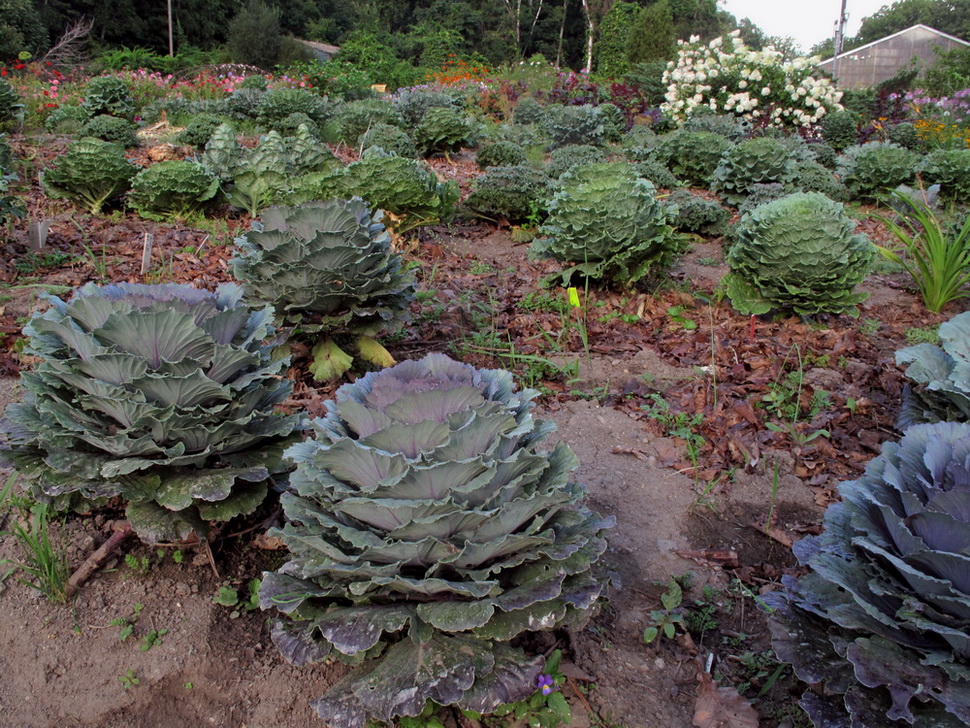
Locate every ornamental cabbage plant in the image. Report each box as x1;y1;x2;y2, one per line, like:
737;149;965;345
662;31;842;129
764;422;970;726
41;138;138;214
230;199;416;380
531;162;683;287
724;192;874;317
259;353;614;728
896;311;970;429
0;283;302;543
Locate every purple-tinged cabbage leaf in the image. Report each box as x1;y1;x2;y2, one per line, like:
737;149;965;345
764;422;970;726
231;199;416;380
896;311;970;429
0;282;302;542
260;354;614;727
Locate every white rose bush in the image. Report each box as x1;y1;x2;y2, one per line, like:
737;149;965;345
662;31;843;130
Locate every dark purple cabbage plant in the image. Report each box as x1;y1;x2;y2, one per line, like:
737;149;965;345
765;422;970;726
259;353;614;727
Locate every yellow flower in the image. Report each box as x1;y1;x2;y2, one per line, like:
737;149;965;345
567;287;581;308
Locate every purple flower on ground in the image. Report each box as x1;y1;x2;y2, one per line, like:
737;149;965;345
536;673;556;696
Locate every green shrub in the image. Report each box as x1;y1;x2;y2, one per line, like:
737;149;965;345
128;160;220;220
240;75;269;90
413;106;474;155
711;137;795;205
512;96;544;125
918;149;970;202
0;282;301;542
43;105;91;134
176;113;232;148
532;162;683;287
80;114;139;148
231;200;416;379
227;0;282;68
42;138;138;214
724;192;874;316
838;142;918;199
259;353;613;725
465;164;551;222
546;144;607;180
256;88;331;128
540;104;605;149
358;123;417;158
820;109;858;151
333;98;403;144
475;140;527;170
81;76;135;120
663;189;729;235
656;130;733;186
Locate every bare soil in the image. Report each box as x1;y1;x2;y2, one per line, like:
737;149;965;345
0;136;959;728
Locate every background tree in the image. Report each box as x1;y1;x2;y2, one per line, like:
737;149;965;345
854;0;970;45
0;0;48;59
627;0;676;65
227;0;282;68
594;0;642;76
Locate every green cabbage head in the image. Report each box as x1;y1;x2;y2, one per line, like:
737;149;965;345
230;199;417;380
531;162;684;287
259;353;614;728
764;422;970;726
724;192;874;317
0;283;302;542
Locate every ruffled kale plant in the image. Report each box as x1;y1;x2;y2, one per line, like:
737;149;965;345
711;137;795;206
0;283;302;543
765;422;970;726
259;353;614;728
41;137;138;214
896;311;970;429
837;142;918;200
128;160;220;221
531;162;683;287
230;199;416;380
723;192;874;317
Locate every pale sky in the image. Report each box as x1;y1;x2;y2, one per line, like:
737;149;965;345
719;0;893;53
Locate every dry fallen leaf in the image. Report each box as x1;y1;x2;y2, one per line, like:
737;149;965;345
692;669;759;728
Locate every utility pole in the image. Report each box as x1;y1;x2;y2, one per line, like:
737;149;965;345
832;0;848;82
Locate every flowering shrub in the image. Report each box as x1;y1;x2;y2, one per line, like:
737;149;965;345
662;31;842;129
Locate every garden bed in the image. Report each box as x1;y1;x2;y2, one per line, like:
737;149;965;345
0;153;956;726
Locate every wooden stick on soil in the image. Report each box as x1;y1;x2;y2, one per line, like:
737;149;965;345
66;522;133;599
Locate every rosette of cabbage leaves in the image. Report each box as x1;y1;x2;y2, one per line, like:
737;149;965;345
230;199;417;380
0;282;302;542
764;422;970;726
260;353;614;727
896;311;970;429
724;192;874;317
